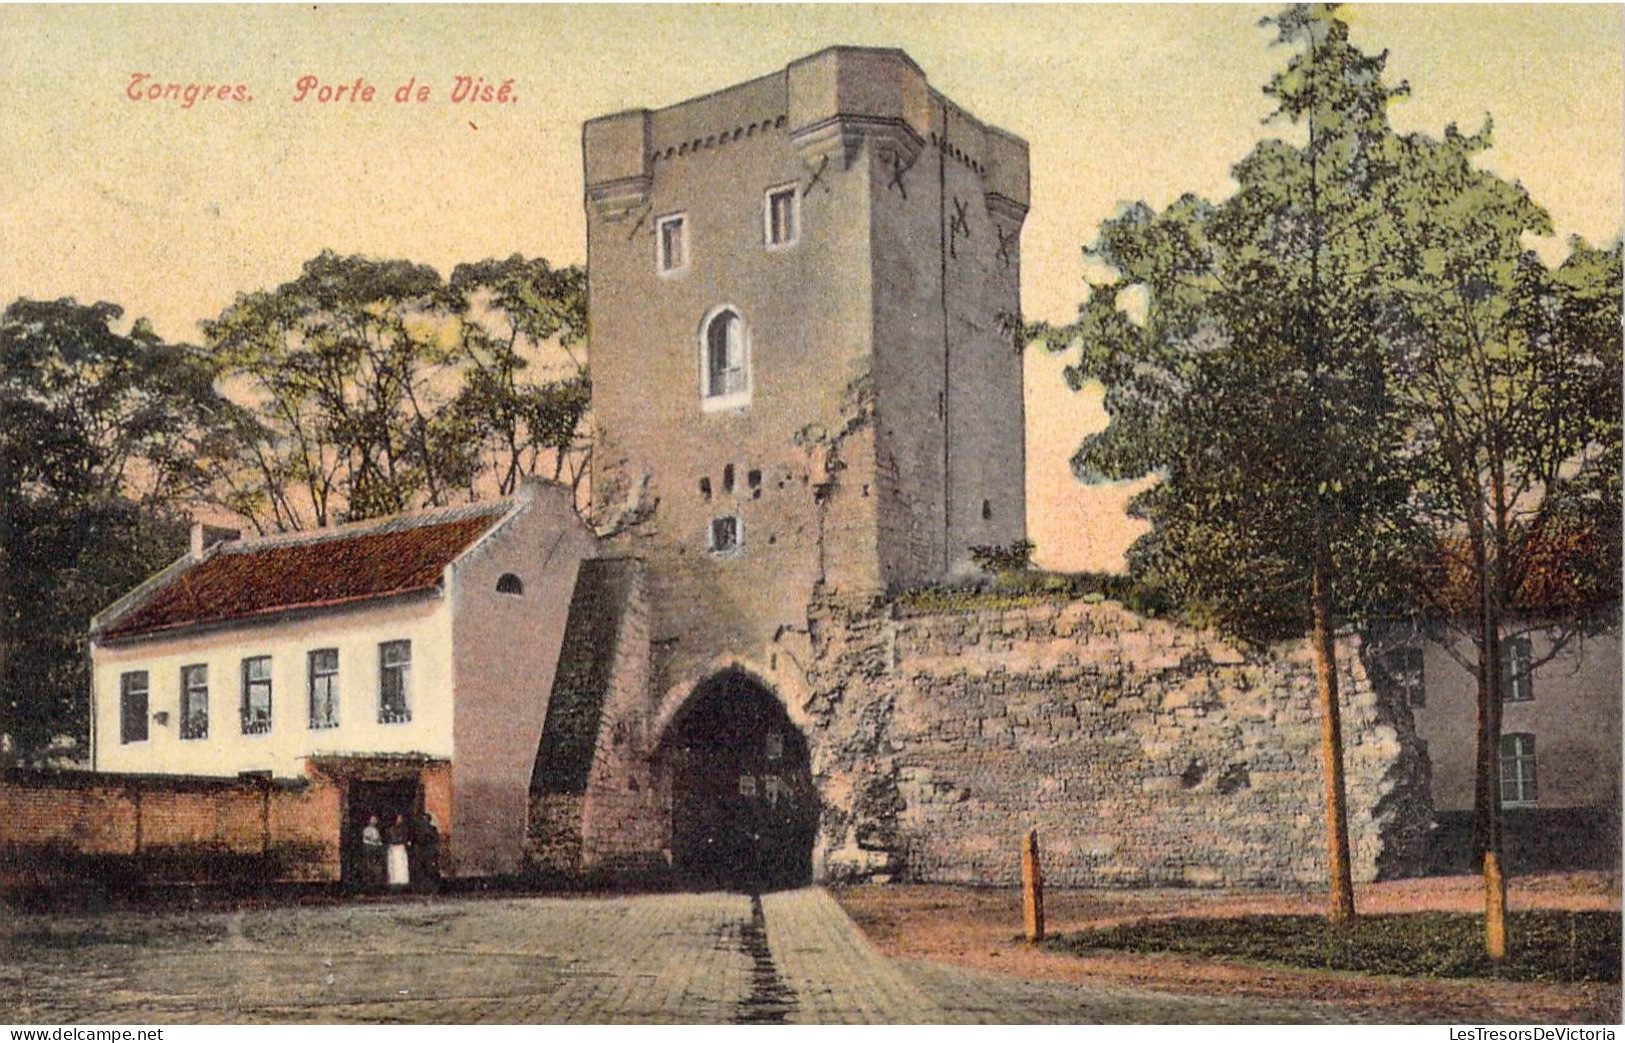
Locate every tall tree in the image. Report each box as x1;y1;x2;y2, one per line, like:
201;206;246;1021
447;255;590;499
1044;4;1421;923
1381;117;1623;955
206;252;591;532
0;299;238;760
204;251;477;530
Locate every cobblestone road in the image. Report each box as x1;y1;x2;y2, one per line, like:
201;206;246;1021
1;889;1359;1024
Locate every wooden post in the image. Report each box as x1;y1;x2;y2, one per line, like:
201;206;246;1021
1022;829;1045;943
1485;850;1508;959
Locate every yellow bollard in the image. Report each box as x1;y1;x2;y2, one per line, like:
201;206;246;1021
1022;828;1045;944
1485;850;1507;960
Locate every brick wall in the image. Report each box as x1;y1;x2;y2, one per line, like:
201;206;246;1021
800;593;1433;887
1;767;342;889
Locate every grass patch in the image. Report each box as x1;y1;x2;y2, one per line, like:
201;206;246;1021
1045;911;1621;984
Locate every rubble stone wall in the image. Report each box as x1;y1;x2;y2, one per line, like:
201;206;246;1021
799;594;1432;887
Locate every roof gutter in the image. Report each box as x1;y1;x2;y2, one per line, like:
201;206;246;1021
93;584;447;649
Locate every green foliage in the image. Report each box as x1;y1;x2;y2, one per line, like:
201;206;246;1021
1376;116;1622;859
895;569;1176;620
204;251;589;531
204;251;462;527
968;539;1036;574
1046;911;1621;984
0;299;232;760
1042;4;1422;643
1382;134;1623;622
447;255;590;497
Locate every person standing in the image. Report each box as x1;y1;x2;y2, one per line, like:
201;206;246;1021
410;811;441;894
361;814;386;889
385;814;411;889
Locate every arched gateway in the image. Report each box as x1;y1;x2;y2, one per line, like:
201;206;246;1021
660;671;817;890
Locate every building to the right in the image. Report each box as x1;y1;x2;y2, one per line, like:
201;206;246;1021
1377;620;1621;872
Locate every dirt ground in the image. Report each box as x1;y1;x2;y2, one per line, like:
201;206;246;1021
831;871;1623;1024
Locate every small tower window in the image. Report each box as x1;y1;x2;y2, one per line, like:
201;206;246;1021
765;185;799;248
700;306;750;410
723;464;736;494
982;499;993;520
709;515;742;555
1503;635;1535;703
657;213;688;274
496;573;524;596
699;477;712;501
748;469;762;499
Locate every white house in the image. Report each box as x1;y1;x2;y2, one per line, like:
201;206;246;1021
87;479;596;878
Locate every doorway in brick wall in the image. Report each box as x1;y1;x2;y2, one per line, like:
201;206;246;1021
663;671;817;891
342;777;421;886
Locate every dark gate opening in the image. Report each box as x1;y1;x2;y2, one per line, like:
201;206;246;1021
664;672;817;891
341;778;420;886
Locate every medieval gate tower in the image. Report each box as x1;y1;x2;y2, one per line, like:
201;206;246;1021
575;47;1028;883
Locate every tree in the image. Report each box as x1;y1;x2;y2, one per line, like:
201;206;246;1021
1042;4;1423;923
1380;117;1623;955
204;251;478;530
206;251;590;532
447;255;590;499
0;299;238;760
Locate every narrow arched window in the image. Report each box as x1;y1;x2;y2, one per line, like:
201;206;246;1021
700;306;749;409
496;573;524;596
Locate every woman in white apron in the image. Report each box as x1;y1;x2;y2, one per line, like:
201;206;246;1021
385;814;411;888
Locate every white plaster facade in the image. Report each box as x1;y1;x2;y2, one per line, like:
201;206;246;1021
91;595;454;779
88;481;596;794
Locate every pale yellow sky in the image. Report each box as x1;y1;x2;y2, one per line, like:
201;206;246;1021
3;5;1620;571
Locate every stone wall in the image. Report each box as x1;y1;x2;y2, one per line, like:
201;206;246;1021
527;558;668;879
799;593;1432;888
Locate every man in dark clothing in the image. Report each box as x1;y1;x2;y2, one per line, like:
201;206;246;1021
410;812;441;893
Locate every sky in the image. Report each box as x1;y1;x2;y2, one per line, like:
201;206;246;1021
3;4;1620;572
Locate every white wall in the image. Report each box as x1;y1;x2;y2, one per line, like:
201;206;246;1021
92;595;454;779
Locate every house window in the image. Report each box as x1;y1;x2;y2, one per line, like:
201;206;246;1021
1503;635;1534;703
241;656;272;735
1388;646;1426;708
120;671;149;744
496;573;524;595
709;515;742;555
308;649;339;730
657;213;687;274
700;306;749;409
379;640;412;724
765;185;799;247
1499;733;1537;804
180;664;208;740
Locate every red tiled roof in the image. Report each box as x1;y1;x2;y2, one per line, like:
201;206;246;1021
1427;525;1619;618
101;506;509;641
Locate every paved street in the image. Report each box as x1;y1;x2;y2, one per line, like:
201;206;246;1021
2;888;1356;1024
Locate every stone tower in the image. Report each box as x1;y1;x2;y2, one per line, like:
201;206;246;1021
585;46;1028;712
